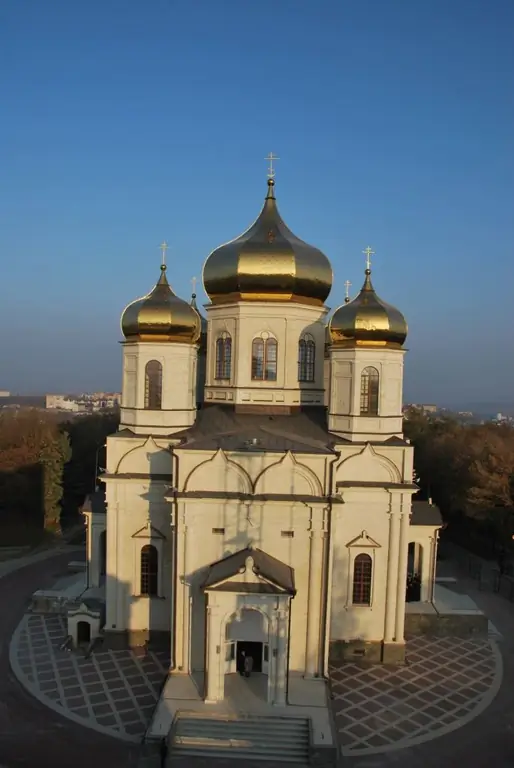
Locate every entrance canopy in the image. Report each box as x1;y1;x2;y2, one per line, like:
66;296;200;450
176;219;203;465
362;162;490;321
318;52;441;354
201;547;295;595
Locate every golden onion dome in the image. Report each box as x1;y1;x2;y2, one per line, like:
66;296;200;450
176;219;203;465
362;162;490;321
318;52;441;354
329;268;408;348
203;178;333;306
121;264;201;343
190;292;207;350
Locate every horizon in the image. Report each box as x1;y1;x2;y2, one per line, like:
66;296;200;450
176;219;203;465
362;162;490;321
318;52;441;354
1;0;513;401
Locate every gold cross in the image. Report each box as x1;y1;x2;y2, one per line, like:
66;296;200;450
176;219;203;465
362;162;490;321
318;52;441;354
362;246;375;270
160;241;169;267
265;152;279;179
344;280;352;300
191;276;197;294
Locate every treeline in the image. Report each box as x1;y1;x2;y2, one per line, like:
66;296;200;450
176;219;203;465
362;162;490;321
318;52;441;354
0;409;118;544
405;409;514;554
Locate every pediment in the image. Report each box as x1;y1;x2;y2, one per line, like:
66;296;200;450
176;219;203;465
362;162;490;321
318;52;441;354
131;521;166;540
202;547;295;594
346;530;381;549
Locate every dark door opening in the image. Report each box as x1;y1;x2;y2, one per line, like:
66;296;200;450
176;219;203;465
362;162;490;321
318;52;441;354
77;621;91;645
99;531;107;577
236;641;263;673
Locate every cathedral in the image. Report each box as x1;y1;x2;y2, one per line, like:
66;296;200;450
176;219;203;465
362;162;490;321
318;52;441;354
79;171;441;707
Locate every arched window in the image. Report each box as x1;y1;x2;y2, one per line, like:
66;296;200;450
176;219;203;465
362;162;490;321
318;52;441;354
215;333;232;379
298;334;316;382
144;360;162;410
352;553;372;605
140;545;158;596
252;335;277;381
360;366;379;415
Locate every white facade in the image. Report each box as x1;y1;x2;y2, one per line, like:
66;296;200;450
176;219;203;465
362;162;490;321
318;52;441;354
90;189;442;705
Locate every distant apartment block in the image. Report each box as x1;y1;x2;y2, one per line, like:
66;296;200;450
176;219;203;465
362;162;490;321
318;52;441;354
45;393;120;412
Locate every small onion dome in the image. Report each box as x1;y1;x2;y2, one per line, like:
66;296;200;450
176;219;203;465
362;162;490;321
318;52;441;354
121;265;201;343
203;178;333;306
190;292;207;350
329;269;408;349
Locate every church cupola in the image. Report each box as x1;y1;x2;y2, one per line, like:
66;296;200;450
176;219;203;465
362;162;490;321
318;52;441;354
202;168;333;307
119;244;200;436
202;162;331;411
329;250;407;349
328;248;407;442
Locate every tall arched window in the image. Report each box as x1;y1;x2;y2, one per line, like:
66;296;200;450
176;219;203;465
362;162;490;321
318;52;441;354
252;335;277;381
360;366;379;415
298;334;316;382
144;360;162;410
352;553;372;605
215;333;232;379
140;545;158;596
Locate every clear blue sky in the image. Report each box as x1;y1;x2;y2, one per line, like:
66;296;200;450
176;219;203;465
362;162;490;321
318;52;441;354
1;0;513;405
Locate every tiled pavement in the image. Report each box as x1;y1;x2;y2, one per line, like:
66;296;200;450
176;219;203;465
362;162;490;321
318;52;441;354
9;614;502;758
10;613;169;742
331;634;502;756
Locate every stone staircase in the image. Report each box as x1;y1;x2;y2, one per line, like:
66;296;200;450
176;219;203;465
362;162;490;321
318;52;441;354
171;711;311;764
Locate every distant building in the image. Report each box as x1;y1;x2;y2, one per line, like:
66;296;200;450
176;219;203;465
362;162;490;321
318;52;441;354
0;390;10;397
45;392;120;413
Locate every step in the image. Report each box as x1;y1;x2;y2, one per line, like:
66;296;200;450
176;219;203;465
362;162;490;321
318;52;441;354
172;746;309;764
175;729;308;746
176;720;309;736
176;716;308;729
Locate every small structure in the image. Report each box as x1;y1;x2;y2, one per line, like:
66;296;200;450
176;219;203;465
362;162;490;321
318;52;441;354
67;598;105;648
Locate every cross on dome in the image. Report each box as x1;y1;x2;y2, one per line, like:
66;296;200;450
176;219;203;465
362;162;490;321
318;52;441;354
265;152;279;179
344;279;352;301
363;246;375;271
160;241;169;268
191;276;197;296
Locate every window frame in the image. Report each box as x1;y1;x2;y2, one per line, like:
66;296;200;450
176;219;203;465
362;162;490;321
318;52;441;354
215;333;232;380
140;544;159;597
144;360;163;410
351;552;373;606
251;334;278;382
360;366;380;416
298;334;316;382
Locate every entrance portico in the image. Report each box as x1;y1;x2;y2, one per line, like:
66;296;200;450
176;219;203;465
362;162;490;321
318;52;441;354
201;547;295;705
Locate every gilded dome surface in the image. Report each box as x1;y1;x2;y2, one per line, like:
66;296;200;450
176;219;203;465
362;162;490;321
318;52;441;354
203;179;332;306
329;269;407;348
121;265;201;343
191;292;207;349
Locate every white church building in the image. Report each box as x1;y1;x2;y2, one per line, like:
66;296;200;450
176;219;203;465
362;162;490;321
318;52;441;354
80;174;441;707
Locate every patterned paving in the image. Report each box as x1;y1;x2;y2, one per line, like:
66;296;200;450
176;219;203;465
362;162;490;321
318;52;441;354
10;614;169;742
330;635;502;756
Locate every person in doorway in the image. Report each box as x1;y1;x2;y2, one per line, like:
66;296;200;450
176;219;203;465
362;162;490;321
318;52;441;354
244;653;253;678
239;650;245;675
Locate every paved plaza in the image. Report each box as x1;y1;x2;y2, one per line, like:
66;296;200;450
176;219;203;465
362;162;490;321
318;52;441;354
10;613;169;742
331;634;502;756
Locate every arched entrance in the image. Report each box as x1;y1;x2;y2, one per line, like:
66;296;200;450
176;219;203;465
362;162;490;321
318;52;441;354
77;621;91;645
407;542;423;602
224;608;269;704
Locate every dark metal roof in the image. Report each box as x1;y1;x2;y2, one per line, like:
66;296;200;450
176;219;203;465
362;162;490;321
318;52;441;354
172;405;340;454
202;547;295;594
411;501;443;526
82;490;106;515
337;481;418;490
171;490;343;503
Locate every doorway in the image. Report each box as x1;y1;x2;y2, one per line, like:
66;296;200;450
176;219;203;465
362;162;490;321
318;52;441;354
236;641;263;674
77;621;91;645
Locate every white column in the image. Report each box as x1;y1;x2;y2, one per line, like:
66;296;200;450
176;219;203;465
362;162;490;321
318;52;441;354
205;603;222;702
174;507;186;670
384;509;400;642
305;528;324;677
275;606;288;706
420;541;431;602
395;503;410;642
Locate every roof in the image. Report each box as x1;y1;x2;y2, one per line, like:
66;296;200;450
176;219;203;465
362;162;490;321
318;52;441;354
81;490;106;515
411;500;443;526
202;547;295;594
172;404;340;454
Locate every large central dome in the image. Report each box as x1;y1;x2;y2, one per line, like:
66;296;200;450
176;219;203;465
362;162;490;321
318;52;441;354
203;178;333;306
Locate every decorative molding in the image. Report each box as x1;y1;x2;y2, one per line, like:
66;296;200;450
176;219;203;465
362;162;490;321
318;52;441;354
131;521;166;540
346;530;381;549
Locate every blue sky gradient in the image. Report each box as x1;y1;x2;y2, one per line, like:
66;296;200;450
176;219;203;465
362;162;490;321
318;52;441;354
1;0;513;404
